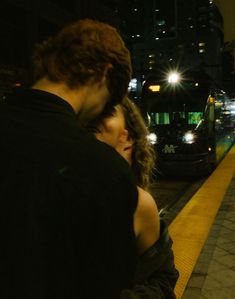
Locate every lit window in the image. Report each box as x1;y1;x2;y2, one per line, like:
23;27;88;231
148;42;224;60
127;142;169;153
199;42;205;47
156;19;166;26
148;85;161;92
199;49;205;53
148;54;155;58
155;37;159;40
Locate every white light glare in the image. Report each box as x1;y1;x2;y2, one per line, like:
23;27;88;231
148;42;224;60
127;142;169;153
168;72;180;84
147;133;157;145
128;78;137;91
183;131;195;144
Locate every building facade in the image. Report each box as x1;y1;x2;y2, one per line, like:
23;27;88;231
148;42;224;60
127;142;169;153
0;0;225;96
119;0;224;98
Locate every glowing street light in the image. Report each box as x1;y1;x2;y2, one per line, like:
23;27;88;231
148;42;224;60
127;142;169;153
168;72;180;84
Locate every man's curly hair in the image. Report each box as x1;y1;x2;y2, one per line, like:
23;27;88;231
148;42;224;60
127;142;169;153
32;19;132;106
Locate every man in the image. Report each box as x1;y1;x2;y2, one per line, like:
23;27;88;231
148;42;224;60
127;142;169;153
0;19;138;299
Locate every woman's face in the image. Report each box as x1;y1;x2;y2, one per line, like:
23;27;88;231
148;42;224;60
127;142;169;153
95;105;126;148
95;104;134;164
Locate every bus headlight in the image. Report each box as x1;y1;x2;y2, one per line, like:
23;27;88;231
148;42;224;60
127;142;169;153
182;131;195;144
147;132;157;144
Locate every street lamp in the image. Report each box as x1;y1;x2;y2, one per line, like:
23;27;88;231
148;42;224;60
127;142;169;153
168;72;181;84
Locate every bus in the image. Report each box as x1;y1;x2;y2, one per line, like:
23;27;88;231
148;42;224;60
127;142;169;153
141;70;235;176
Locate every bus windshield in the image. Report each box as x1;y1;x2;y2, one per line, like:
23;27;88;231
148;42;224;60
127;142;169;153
149;111;203;125
142;80;209;127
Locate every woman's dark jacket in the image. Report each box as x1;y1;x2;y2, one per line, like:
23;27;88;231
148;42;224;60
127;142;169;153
121;220;179;299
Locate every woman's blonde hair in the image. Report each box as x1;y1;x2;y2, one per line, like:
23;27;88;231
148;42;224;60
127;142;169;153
121;97;156;190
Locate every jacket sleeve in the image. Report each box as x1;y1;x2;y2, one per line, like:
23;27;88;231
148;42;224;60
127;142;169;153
120;220;179;299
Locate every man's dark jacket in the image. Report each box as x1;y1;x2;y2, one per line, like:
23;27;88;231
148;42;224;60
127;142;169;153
0;88;138;299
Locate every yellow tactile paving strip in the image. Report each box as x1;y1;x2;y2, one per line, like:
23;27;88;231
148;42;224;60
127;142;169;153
169;144;235;299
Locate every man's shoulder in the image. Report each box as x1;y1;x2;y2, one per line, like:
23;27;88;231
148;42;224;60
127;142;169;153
73;132;135;182
59;134;138;210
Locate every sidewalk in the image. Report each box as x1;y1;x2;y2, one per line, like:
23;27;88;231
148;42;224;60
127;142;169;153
182;174;235;299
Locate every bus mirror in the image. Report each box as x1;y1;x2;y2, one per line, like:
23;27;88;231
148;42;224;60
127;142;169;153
208;96;215;104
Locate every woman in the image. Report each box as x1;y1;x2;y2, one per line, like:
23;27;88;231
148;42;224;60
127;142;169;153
87;97;179;299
